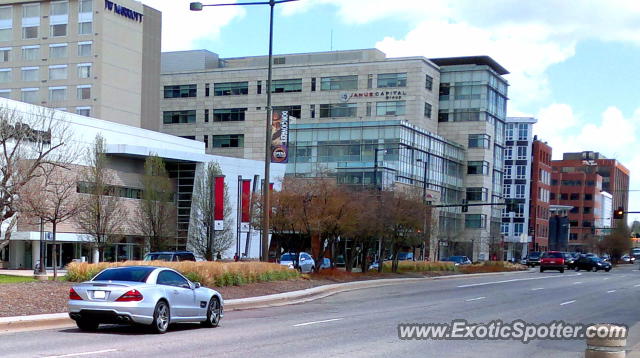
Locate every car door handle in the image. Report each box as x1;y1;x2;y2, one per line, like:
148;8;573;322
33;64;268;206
173;290;179;294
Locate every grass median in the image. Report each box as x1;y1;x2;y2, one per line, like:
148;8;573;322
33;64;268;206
0;274;37;284
66;261;301;287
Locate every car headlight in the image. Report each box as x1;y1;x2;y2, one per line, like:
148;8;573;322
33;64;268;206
597;262;603;266
288;264;294;269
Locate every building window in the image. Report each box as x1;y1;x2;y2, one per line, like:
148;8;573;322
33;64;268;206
377;73;406;88
50;24;67;37
320;75;358;91
319;103;357;118
271;78;302;93
212;134;244;148
204;109;209;123
465;214;486;229
163;110;196;124
0;6;12;42
76;106;90;116
214;81;248;96
424;103;432;118
76;85;91;100
466;187;488;202
437;110;448;122
584;194;593;200
501;222;509;234
514;223;524;235
22;26;38;39
366;102;372;117
467;161;489;175
503;184;511;197
376;101;405;116
505;124;514;140
164;84;197;98
570;193;579;200
439;83;450;100
0;48;9;62
79;0;92;13
22;3;40;18
21;4;40;39
77;41;92;57
425;74;433;91
78;21;92;35
310;104;315;118
48;86;66;102
504;166;512;179
516;165;526;179
515;184;525;198
50;1;68;15
468;134;490;149
273;105;301;118
311;77;316;91
518;123;529;140
453;109;480;122
22;46;39;61
203;135;208;149
0;89;10;98
273;57;285;65
0;69;10;83
256;81;261;95
77;63;91;78
517;146;527;160
21;88;38;103
49;44;68;59
213;108;247;122
49;65;67;80
205;83;210;97
21;67;38;81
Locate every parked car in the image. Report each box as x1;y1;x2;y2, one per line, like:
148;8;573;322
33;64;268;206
68;266;223;333
397;252;414;261
442;256;472;266
525;252;542;267
279;252;315;273
600;254;611;262
143;251;196;262
574;256;612;272
562;252;576;269
539;251;565;273
621;255;636;264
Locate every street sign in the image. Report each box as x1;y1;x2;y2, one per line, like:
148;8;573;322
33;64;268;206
214;220;224;231
45;232;53;241
240;222;250;233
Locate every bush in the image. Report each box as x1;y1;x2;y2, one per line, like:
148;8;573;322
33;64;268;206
458;261;527;274
381;261;456;273
66;261;300;287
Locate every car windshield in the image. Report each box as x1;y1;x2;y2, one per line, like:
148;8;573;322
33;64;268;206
529;252;541;258
280;254;295;261
93;267;155;282
449;256;466;262
144;253;173;261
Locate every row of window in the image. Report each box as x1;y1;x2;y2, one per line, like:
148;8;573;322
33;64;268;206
163;73;435;99
0;42;92;63
550;193;594;201
503;184;527;199
0;86;91;103
550;179;596;187
0;63;91;82
77;181;142;200
501;222;525;235
505;123;530;141
504;146;528;160
504;165;528;179
0;1;92;42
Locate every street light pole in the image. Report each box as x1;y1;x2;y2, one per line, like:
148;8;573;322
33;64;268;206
373;148;386;272
417;157;429;260
190;0;298;262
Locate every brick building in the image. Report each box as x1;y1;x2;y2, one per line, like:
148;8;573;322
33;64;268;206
528;137;552;252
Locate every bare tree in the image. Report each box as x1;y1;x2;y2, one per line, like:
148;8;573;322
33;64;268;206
75;134;129;262
0;106;72;251
601;220;632;263
135;155;176;252
188;162;233;260
19;165;79;278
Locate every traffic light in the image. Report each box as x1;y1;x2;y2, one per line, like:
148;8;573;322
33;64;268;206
505;199;517;213
461;199;468;213
613;207;625;219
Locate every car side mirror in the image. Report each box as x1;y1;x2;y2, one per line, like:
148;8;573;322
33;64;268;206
194;282;201;289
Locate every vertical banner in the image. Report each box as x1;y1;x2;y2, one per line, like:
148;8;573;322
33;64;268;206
269;182;274;192
213;175;225;231
270;110;289;163
240;179;251;232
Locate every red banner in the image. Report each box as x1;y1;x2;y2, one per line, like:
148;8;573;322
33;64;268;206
241;179;251;223
269;182;274;192
214;176;225;221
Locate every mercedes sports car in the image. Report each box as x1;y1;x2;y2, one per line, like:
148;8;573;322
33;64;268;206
68;266;223;333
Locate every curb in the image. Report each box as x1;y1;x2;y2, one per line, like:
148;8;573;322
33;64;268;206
0;269;530;333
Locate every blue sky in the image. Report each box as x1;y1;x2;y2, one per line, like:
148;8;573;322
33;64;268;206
144;0;640;222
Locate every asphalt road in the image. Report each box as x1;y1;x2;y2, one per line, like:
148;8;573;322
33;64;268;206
2;265;640;358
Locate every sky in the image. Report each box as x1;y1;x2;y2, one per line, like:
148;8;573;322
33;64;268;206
143;0;640;223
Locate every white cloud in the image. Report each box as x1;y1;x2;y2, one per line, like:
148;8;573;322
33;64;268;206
142;0;245;51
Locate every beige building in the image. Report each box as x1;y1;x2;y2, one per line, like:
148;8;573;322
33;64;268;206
0;0;161;129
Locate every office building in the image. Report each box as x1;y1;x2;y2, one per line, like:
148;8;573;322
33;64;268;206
528;137;552;252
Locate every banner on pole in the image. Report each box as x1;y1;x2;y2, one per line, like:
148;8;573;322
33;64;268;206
214;175;225;231
270;110;289;163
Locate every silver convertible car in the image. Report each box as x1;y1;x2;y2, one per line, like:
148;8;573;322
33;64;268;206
68;266;223;333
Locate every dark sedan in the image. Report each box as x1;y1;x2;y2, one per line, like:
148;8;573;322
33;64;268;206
574;256;612;272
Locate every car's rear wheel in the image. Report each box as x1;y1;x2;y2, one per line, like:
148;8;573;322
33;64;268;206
559;268;565;273
75;318;99;331
592;266;598;272
202;297;221;328
540;267;544;273
575;267;580;271
151;300;170;334
605;268;611;272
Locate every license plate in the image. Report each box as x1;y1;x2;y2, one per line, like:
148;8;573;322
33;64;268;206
93;290;106;299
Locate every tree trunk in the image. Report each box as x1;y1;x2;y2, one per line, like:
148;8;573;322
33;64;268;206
52;222;57;280
391;243;399;273
360;241;369;273
345;239;354;273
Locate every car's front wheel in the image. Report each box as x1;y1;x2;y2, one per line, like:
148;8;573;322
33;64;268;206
592;266;598;272
605;268;611;272
202;297;221;328
559;268;565;273
540;267;545;273
151;300;170;334
75;318;99;331
575;267;580;272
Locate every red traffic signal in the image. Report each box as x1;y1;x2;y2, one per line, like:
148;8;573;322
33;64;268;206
613;207;624;219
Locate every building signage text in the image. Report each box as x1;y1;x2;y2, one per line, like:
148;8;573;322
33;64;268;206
104;0;143;23
341;90;407;102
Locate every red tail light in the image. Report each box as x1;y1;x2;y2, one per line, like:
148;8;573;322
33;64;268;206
69;288;82;300
116;289;143;302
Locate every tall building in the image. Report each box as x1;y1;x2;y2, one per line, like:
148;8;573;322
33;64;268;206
0;0;161;129
549;151;628;251
159;49;510;261
528;137;552;252
501;117;536;260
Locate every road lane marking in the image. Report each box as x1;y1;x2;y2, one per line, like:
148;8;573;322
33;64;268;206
43;350;117;358
531;288;544;291
293;318;343;327
457;274;581;288
465;297;486;302
560;300;576;306
607;290;616;293
603;278;609;280
634;284;640;287
573;282;582;285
